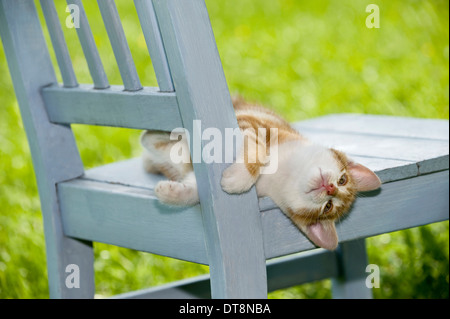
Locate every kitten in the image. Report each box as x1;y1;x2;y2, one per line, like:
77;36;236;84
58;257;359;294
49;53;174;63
140;97;381;250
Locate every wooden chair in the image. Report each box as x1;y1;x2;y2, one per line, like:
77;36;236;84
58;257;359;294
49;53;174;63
1;0;448;299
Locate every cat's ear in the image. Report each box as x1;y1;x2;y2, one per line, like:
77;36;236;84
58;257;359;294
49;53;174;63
300;220;338;250
347;162;381;192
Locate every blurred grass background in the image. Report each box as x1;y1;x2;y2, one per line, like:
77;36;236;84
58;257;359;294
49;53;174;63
0;0;448;298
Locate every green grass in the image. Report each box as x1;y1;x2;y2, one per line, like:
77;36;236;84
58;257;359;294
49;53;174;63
0;0;448;298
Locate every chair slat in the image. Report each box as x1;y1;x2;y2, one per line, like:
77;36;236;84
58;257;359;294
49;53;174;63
42;84;182;131
153;0;267;299
40;0;78;88
111;249;339;299
58;178;209;265
97;0;142;92
134;0;174;92
66;0;109;89
58;158;449;262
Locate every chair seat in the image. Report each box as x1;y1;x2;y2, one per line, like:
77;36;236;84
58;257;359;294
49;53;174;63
58;156;210;264
57;114;449;263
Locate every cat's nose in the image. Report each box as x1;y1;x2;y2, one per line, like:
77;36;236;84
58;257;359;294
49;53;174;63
326;183;336;196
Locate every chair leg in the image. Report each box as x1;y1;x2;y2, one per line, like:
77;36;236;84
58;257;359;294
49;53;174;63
44;225;95;298
204;204;268;299
41;186;95;298
331;238;373;299
207;250;268;299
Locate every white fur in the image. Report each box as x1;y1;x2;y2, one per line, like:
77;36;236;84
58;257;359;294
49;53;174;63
221;162;257;194
142;131;197;206
256;141;343;214
155;171;199;206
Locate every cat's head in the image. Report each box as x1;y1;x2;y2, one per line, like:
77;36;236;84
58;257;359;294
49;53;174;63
261;142;381;250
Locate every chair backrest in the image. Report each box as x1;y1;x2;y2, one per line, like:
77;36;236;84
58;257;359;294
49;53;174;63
0;0;268;298
43;0;172;91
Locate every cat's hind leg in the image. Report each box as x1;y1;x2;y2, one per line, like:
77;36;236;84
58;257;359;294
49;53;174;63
141;130;198;206
140;130;191;181
155;171;199;206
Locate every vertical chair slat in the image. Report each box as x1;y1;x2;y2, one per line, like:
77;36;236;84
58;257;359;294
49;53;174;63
134;0;174;92
66;0;109;89
40;0;78;88
152;0;267;299
97;0;142;92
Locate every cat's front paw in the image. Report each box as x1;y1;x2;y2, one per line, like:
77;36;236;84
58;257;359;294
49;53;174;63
155;180;199;206
221;163;257;194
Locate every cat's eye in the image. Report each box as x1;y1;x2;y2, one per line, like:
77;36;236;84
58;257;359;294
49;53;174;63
338;173;348;186
323;200;333;214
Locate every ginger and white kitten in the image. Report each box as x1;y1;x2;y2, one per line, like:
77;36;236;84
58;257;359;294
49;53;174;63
140;98;381;250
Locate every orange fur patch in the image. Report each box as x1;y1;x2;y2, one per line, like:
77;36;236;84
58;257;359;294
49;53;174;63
287;207;322;226
234;100;306;177
330;148;349;170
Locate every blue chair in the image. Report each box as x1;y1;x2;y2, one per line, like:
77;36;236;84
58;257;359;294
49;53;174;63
1;0;448;298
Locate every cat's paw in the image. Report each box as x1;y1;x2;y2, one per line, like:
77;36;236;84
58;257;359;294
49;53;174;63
155;180;199;206
221;163;257;194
